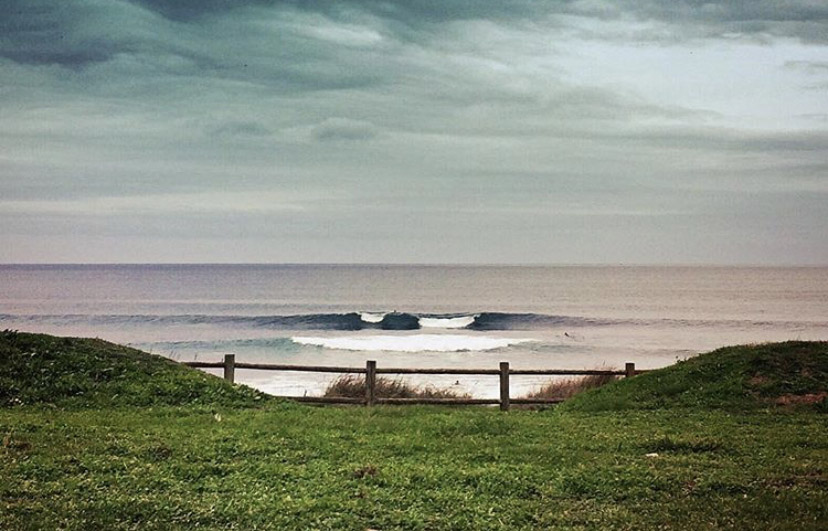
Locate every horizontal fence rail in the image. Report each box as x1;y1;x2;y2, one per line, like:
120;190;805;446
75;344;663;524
183;355;647;411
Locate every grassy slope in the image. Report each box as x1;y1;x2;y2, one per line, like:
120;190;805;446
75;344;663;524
1;333;827;530
0;330;267;408
560;341;828;412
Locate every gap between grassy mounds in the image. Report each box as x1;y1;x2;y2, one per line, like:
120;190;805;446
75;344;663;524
2;330;826;413
323;373;618;402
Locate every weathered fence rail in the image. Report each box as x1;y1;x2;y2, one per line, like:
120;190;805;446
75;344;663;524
183;355;646;411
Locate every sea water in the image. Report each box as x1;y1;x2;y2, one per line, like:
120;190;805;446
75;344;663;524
1;264;826;398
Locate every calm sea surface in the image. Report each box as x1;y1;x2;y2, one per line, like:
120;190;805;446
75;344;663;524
2;265;826;397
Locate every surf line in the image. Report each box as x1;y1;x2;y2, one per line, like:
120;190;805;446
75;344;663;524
291;334;534;353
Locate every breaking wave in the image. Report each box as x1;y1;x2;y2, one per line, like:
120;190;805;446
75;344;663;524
291;334;534;353
0;311;620;331
419;315;477;329
359;312;385;324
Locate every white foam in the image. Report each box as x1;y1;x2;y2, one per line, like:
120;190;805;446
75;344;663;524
419;315;477;329
359;312;386;323
291;334;534;353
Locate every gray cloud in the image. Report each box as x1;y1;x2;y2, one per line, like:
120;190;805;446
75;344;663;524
4;0;827;75
785;60;828;73
311;118;379;142
560;0;828;43
129;0;271;21
1;0;827;264
209;120;273;138
0;1;168;68
0;1;386;94
130;0;545;25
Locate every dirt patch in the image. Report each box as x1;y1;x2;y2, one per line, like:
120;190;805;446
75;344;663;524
353;465;378;479
764;472;828;490
1;434;31;452
774;392;828;406
748;374;770;387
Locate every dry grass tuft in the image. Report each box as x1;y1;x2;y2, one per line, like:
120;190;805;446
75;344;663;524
352;465;378;479
324;374;469;399
521;373;617;400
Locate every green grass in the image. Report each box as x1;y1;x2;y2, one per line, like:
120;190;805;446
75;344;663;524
560;341;828;413
2;332;827;530
0;330;266;409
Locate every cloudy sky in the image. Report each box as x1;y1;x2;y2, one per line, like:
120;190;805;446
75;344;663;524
2;0;827;264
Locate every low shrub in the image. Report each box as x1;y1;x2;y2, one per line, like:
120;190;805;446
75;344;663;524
324;374;469;399
521;373;617;400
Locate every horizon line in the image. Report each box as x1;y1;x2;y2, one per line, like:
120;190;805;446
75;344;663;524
2;262;827;268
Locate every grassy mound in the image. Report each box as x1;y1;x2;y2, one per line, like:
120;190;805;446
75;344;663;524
0;330;267;408
561;341;828;412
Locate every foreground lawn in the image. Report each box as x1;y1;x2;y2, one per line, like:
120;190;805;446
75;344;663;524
2;404;826;530
2;333;827;529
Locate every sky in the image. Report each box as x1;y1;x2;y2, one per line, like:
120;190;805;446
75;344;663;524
1;0;827;265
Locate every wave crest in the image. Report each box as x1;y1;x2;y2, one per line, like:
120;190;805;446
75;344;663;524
0;311;619;331
359;312;385;323
419;315;477;329
291;334;533;353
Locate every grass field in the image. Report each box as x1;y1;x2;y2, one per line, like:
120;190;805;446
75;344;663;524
1;331;827;530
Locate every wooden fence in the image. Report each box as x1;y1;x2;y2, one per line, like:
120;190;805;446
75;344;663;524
185;355;645;411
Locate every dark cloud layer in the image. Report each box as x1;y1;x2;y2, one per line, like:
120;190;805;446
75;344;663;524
3;0;828;71
132;0;544;24
130;0;828;39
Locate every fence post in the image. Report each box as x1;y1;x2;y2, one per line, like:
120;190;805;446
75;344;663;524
625;362;635;378
366;360;377;407
223;354;235;383
499;361;510;411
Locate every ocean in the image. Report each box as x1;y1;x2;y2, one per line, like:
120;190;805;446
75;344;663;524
1;264;826;398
